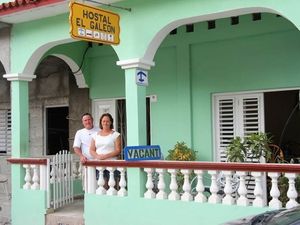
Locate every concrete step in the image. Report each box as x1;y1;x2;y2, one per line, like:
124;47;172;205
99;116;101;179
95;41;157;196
45;199;84;225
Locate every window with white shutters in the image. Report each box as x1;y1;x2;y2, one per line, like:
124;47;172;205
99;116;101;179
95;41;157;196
214;93;264;162
0;109;11;155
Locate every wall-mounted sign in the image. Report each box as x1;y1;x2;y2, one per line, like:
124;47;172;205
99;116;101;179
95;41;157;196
136;69;148;86
69;2;120;45
124;145;162;161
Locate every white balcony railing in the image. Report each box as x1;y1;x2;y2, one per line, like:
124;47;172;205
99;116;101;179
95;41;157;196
7;158;300;211
83;160;300;210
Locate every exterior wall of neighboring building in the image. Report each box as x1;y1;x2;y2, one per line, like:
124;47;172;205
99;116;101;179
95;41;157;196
0;26;11;224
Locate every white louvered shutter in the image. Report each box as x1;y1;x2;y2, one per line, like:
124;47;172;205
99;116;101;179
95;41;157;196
215;97;236;162
0;109;11;154
215;93;264;162
242;95;265;162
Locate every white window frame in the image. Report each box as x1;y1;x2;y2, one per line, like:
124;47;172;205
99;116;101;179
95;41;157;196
213;92;265;162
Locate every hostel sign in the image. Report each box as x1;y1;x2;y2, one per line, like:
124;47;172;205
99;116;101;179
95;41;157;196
69;2;120;45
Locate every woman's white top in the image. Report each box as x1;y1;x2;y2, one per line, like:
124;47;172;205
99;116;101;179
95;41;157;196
92;130;120;160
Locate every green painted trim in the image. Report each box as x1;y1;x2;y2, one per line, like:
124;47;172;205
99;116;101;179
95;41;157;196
11;81;30;157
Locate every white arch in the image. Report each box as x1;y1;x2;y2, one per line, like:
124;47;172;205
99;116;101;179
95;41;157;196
20;38;87;88
22;38;74;75
52;54;87;88
143;7;285;62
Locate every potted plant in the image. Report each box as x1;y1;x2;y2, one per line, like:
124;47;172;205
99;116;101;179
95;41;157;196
165;141;197;193
226;136;247;162
226;132;300;206
226;132;272;162
245;133;272;162
166;141;197;161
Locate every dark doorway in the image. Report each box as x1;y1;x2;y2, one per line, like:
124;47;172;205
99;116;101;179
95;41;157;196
116;97;151;153
46;106;69;155
264;90;300;161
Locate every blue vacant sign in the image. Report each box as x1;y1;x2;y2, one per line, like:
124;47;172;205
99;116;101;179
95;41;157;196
124;145;161;161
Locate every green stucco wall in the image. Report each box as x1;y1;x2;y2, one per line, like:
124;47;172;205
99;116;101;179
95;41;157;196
84;181;268;225
6;1;300;224
74;13;300;161
11;190;46;225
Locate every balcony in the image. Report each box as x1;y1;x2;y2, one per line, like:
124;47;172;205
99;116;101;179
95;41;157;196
7;155;300;225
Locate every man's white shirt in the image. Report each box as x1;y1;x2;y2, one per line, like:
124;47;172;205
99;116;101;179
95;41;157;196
73;127;99;159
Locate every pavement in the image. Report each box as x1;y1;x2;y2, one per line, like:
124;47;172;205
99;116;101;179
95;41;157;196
45;198;84;225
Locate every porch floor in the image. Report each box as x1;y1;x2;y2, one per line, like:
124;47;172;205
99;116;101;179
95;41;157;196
45;198;84;225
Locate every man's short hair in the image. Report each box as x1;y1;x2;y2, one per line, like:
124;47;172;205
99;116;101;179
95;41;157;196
81;112;93;120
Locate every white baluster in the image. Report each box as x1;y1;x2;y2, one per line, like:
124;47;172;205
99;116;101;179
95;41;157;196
87;166;96;194
156;168;167;199
106;167;117;196
222;171;235;205
236;171;249;206
194;170;207;203
268;172;282;209
208;170;221;204
252;172;265;207
23;164;32;190
168;169;179;200
31;165;40;190
96;167;106;195
144;168;155;199
286;173;299;209
117;167;127;197
181;169;193;201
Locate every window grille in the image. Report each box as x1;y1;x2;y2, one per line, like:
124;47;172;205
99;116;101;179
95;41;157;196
0;109;11;155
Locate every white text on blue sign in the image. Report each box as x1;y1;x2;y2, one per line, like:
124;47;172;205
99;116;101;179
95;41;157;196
124;145;161;161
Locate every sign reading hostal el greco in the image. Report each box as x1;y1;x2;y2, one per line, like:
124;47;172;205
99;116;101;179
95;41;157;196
69;2;120;45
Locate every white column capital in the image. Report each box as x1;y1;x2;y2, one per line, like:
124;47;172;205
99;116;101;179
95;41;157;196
3;73;36;81
117;58;155;70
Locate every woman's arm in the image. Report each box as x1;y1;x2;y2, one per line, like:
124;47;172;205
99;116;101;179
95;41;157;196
89;138;99;159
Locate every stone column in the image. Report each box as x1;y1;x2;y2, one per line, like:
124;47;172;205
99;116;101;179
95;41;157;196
3;73;36;158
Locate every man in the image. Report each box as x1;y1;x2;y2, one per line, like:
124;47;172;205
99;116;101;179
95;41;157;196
73;113;99;163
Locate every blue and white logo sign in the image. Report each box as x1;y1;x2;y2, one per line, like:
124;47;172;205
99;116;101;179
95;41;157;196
136;69;148;86
124;145;161;161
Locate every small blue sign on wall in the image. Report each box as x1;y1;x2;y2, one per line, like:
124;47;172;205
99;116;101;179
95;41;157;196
124;145;161;161
136;69;148;86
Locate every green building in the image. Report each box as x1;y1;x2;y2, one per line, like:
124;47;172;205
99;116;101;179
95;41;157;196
1;0;300;224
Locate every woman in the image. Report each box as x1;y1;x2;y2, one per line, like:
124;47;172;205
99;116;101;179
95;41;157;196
90;113;121;160
90;113;121;189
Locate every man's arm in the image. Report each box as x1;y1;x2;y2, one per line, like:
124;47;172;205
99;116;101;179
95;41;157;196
74;147;87;163
73;130;87;163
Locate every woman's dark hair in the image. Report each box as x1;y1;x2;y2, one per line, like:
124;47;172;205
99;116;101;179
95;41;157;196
99;113;114;129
